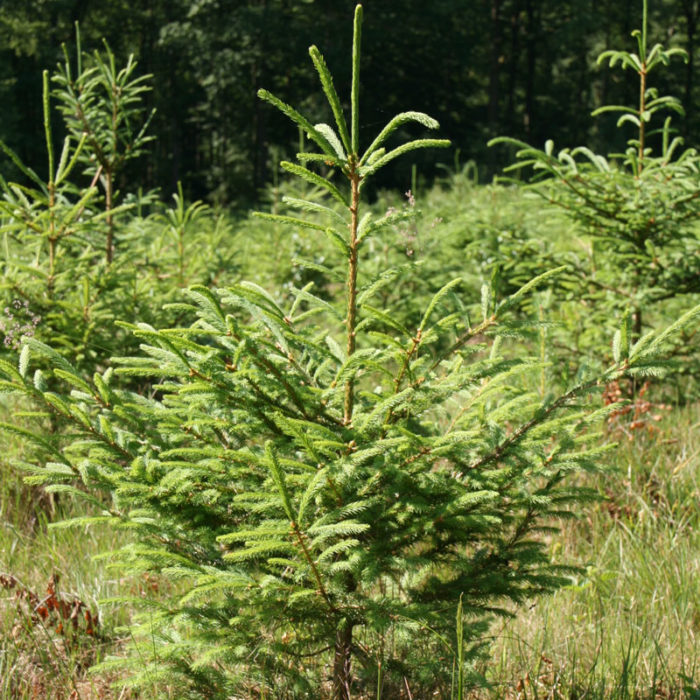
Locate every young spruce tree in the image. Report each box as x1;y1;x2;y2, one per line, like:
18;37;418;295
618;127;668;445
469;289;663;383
53;28;156;263
0;41;154;372
490;0;700;347
2;4;700;698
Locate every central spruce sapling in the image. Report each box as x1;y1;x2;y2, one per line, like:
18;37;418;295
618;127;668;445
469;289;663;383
3;4;700;698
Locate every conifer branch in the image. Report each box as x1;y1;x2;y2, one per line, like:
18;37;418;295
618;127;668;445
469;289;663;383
290;519;337;614
462;376;606;474
382;329;422;431
430;315;499;371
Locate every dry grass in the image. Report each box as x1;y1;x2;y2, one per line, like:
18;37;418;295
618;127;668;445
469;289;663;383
480;405;700;699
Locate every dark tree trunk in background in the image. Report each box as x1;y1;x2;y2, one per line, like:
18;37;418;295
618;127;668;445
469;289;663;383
524;0;538;136
488;0;503;127
681;0;699;137
506;0;521;130
487;0;503;171
252;60;265;191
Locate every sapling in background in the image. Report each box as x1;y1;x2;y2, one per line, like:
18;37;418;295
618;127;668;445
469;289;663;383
0;69;118;371
0;35;242;554
2;4;700;699
157;181;210;288
53;27;155;263
0;41;237;377
490;0;700;393
0;36;157;375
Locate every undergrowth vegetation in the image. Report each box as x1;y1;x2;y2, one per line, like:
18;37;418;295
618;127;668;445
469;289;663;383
0;2;698;698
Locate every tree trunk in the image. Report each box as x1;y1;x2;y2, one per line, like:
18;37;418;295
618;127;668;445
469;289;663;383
524;0;538;136
332;620;353;700
632;306;642;342
488;0;503;127
506;0;522;130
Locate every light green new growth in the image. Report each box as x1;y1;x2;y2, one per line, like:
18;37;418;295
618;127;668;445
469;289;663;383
351;4;362;154
258;2;449;433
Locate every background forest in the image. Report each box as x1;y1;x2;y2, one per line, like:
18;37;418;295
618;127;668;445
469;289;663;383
1;0;700;202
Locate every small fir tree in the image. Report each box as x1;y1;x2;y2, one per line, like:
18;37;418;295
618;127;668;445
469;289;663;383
2;4;700;698
0;69;118;367
490;0;700;346
0;42;230;377
53;28;156;263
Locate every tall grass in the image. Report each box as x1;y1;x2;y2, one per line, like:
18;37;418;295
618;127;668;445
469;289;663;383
0;394;139;698
484;406;700;699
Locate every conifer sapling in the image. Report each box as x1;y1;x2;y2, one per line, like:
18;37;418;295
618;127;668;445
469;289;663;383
2;4;700;698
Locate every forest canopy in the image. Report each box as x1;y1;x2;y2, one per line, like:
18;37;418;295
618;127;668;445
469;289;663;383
0;0;697;203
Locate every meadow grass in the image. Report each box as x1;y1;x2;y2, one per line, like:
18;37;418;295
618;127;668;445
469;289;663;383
0;395;139;699
483;406;700;699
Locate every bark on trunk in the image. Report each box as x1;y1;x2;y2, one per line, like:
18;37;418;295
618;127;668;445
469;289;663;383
332;620;353;700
